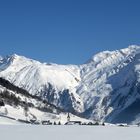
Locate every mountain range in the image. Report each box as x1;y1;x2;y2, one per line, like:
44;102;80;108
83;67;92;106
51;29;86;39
0;45;140;124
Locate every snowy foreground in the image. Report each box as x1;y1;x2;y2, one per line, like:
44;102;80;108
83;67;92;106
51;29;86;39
0;125;139;140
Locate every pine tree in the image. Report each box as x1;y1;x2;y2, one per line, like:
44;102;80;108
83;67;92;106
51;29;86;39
58;121;61;125
23;98;29;119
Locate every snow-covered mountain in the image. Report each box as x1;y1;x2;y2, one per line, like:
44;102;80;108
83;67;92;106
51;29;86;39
1;45;140;124
78;45;140;124
0;54;83;113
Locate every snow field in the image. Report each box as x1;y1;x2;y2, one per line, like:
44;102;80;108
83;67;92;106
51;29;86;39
0;125;139;140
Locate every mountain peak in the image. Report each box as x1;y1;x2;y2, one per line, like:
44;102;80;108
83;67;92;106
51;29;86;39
7;54;39;65
10;53;28;60
86;45;140;65
9;53;20;60
11;53;19;57
120;45;140;55
128;45;140;50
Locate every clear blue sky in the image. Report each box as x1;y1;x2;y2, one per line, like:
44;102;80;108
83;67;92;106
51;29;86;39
0;0;140;64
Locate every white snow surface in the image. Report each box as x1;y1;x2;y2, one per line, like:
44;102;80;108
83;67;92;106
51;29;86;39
1;45;140;123
0;125;139;140
0;104;90;125
0;116;20;125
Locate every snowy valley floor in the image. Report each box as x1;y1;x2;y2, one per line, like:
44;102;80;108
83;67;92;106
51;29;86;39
0;125;140;140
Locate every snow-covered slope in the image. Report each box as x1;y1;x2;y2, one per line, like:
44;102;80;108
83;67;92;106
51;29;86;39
1;45;140;124
0;81;90;125
77;45;140;123
0;54;83;113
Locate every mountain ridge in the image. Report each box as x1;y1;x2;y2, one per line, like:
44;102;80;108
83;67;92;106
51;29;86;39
0;45;140;124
